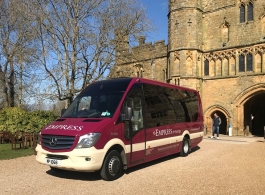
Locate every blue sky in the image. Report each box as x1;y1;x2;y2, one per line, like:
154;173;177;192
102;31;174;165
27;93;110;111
141;0;168;44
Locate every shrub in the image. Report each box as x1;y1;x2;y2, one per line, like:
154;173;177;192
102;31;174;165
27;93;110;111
0;107;58;133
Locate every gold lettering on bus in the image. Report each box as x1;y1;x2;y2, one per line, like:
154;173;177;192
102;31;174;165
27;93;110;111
153;129;181;136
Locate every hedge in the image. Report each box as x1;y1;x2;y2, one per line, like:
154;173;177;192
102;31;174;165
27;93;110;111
0;107;58;133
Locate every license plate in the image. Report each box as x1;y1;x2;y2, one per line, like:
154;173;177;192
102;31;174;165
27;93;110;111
45;158;61;166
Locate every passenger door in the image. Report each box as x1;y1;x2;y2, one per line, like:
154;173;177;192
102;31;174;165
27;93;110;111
123;84;145;166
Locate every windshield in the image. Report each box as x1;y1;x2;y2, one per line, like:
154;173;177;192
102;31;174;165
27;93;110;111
62;92;124;118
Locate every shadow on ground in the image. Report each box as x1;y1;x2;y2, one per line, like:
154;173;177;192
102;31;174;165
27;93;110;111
46;146;200;181
125;146;200;174
46;169;102;181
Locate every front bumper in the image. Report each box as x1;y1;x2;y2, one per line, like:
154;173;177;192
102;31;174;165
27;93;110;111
35;144;106;172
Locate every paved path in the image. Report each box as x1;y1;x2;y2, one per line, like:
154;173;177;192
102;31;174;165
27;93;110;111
203;135;264;144
1;137;265;194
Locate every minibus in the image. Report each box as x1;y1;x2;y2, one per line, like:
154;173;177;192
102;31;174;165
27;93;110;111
36;77;204;180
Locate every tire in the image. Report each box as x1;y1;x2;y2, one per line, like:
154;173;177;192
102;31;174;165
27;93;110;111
100;150;123;181
180;137;190;157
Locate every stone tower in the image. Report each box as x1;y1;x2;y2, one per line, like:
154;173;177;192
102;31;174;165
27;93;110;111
168;0;203;90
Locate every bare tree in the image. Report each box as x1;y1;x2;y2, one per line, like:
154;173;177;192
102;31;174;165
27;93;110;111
0;0;39;108
31;0;152;107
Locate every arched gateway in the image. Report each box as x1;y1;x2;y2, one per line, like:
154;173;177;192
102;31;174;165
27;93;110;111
204;105;231;135
233;84;265;136
203;84;265;137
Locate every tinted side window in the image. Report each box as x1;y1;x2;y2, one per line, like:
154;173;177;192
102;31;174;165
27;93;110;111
171;89;199;122
143;84;199;127
166;89;186;123
143;84;176;128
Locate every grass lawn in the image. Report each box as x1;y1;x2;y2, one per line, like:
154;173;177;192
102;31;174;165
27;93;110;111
0;143;36;160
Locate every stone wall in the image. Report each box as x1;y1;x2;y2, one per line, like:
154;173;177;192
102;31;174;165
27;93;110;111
110;39;168;82
202;74;265;135
202;0;265;51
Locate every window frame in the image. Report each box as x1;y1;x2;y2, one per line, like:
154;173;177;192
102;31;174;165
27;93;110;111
204;59;209;76
240;4;245;23
247;2;254;21
239;54;245;72
246;53;253;71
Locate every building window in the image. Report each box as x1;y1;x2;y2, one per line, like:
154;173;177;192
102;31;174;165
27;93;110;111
135;64;143;78
247;2;254;21
246;54;253;71
239;55;245;72
240;4;245;23
204;59;209;76
262;17;265;35
137;71;143;78
240;2;254;23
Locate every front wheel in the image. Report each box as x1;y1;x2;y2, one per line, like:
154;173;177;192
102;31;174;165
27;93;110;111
100;150;123;181
180;137;190;157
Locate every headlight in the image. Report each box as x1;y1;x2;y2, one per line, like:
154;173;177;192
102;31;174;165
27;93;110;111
75;133;101;148
38;132;41;145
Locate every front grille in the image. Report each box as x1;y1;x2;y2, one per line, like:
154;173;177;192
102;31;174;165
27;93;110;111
46;154;68;160
42;134;75;150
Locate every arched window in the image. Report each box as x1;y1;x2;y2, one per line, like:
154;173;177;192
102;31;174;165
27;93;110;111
204;59;209;76
262;17;265;35
247;2;254;21
239;55;245;72
246;54;253;71
221;26;229;43
135;64;143;78
137;70;143;78
240;4;245;23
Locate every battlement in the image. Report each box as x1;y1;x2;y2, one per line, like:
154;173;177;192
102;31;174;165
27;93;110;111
169;0;202;11
169;0;233;12
133;39;166;50
202;1;235;12
117;37;167;62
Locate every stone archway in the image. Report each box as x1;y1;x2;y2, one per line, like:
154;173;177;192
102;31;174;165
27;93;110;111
210;111;227;135
204;105;231;135
244;93;265;136
234;84;265;136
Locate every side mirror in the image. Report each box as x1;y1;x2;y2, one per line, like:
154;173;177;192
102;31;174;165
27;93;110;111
61;108;66;116
121;107;133;121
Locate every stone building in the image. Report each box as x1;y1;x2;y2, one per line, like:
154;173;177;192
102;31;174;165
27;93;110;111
109;0;265;136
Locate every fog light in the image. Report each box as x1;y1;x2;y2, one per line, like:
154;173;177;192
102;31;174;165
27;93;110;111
85;157;91;161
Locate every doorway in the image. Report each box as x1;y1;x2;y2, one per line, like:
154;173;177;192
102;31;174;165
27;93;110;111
211;111;227;135
244;93;265;136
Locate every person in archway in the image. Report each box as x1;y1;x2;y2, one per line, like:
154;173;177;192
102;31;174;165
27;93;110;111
250;114;254;133
211;113;222;139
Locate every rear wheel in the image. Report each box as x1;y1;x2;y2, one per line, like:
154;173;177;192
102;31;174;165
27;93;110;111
180;137;190;157
100;150;123;181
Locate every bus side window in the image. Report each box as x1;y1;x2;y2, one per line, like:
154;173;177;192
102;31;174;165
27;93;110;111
131;96;143;131
122;85;143;139
143;84;176;128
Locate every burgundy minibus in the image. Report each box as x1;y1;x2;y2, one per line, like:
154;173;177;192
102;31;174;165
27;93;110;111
36;77;204;181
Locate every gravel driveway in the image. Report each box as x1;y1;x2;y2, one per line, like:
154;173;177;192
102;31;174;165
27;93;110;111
1;137;265;195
